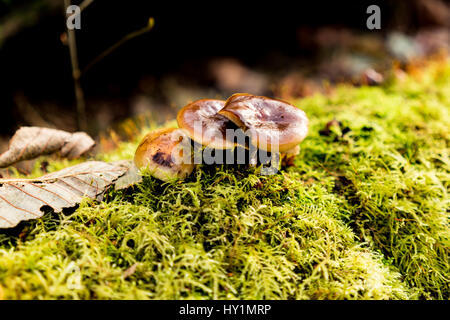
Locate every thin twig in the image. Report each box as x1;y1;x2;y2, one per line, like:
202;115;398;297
64;0;88;132
81;19;155;76
80;0;95;12
68;0;94;24
64;0;153;131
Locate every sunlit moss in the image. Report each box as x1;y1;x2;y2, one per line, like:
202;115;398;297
0;58;448;300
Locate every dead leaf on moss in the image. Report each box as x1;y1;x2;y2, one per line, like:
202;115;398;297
123;263;138;279
0;127;95;168
0;160;138;229
319;119;351;138
113;161;142;190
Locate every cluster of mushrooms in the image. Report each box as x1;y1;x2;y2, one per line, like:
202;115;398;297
134;93;309;182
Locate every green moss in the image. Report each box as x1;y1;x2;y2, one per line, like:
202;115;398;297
0;59;448;300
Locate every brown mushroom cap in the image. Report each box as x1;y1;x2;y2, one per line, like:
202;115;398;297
218;93;309;152
134;128;194;182
177;99;236;149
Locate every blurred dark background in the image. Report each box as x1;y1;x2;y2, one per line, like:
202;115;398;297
0;0;449;141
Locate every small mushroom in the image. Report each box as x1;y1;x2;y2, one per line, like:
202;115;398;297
177;99;236;149
218;93;309;152
134;128;194;182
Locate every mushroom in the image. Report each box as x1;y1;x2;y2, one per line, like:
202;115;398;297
134;128;194;182
218;93;309;153
177;99;236;149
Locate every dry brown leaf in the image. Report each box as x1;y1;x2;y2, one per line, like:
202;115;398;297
113;161;143;190
0;127;95;168
0;160;139;229
122;263;138;279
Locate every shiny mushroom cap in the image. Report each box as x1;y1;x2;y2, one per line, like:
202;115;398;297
134;128;194;182
218;93;309;152
177;99;236;149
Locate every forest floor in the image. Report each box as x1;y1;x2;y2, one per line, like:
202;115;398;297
0;56;448;300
